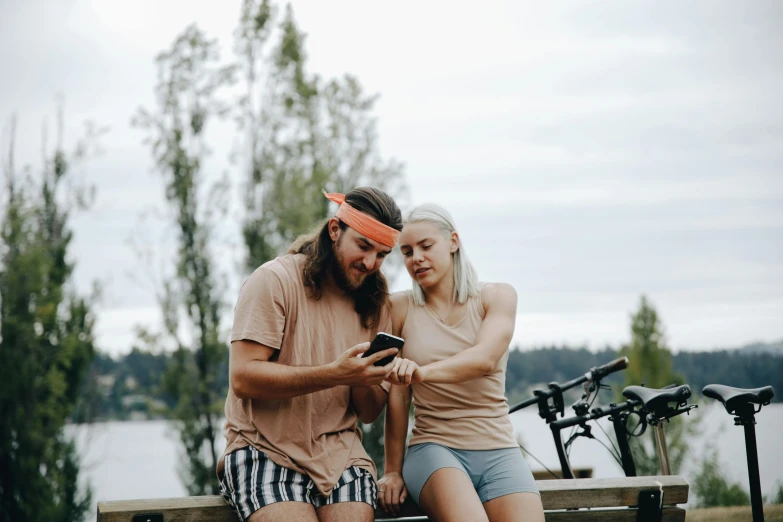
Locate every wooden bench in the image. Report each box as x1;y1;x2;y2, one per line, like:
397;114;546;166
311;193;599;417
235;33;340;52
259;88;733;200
97;475;688;521
532;467;593;480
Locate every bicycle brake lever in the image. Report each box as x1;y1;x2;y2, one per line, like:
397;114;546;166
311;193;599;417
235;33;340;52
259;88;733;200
564;424;594;448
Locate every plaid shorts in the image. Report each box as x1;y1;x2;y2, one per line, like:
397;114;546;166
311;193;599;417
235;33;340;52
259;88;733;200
219;446;378;521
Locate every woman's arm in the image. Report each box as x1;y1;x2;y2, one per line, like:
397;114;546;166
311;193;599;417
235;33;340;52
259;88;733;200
377;292;411;514
383;384;411;474
378;383;411;514
351;384;390;424
414;282;517;384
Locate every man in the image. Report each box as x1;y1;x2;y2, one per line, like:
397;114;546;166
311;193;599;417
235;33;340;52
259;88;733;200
219;187;403;522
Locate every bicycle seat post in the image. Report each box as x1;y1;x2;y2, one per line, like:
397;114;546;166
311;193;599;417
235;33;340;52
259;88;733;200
652;423;671;475
736;403;763;522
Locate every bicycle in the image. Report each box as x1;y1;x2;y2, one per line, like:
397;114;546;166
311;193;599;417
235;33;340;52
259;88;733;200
548;383;696;479
508;356;630;478
509;357;697;480
703;383;775;522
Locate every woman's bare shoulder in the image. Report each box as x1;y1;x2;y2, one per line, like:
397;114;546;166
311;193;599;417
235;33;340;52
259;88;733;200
390;290;410;306
480;282;517;310
390;291;411;335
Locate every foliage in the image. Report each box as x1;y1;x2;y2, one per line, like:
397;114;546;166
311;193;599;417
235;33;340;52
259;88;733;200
360;413;387;477
771;482;783;505
231;0;409;472
615;296;692;476
692;446;750;508
132;24;235;495
0;111;102;521
235;1;407;272
87;342;782;423
505;347;783;407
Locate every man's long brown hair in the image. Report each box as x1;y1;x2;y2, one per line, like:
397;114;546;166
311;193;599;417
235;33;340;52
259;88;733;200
287;187;403;330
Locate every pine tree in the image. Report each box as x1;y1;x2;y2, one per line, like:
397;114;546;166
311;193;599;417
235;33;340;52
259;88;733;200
234;2;408;471
0;110;100;522
132;25;235;495
617;295;692;476
237;2;407;271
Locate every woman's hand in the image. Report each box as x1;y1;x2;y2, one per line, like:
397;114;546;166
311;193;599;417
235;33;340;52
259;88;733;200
388;357;424;386
377;471;408;515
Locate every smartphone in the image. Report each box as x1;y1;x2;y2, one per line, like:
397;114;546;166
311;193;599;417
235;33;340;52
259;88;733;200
362;332;404;367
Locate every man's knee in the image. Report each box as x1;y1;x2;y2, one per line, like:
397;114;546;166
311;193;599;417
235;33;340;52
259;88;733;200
247;500;318;522
317;501;374;522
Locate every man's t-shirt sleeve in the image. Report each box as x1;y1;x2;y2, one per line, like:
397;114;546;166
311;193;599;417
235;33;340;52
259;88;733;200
231;267;286;350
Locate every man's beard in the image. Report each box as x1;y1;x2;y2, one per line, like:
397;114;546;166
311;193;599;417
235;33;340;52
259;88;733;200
332;239;371;292
332;257;371;292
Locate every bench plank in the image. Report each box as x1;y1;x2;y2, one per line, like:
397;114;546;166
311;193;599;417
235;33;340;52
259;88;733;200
376;508;686;522
97;496;236;522
97;476;689;522
538;475;688;510
541;507;685;522
372;475;688;518
533;468;593;480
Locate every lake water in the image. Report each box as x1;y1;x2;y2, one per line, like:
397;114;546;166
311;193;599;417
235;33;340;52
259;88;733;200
72;403;783;521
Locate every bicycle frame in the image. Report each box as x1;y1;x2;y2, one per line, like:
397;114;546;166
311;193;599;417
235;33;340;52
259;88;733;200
549;399;641;479
611;410;637;477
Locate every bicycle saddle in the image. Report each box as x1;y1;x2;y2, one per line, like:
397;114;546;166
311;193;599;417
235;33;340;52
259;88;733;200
622;384;691;414
702;384;775;415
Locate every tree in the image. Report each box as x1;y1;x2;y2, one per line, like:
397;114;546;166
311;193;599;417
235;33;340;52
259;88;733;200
770;482;783;505
132;25;235;495
620;296;681;390
692;445;750;508
617;295;692;476
233;1;408;472
0;110;101;521
236;1;407;272
361;407;388;476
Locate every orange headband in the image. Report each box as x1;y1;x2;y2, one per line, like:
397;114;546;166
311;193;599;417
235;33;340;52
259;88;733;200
323;191;400;248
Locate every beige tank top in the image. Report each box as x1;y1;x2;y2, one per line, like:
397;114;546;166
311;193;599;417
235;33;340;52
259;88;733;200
401;290;517;450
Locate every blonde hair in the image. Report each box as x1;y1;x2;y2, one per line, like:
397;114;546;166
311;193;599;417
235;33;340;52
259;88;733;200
405;203;480;306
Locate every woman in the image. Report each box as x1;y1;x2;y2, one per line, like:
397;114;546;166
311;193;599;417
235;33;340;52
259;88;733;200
378;204;544;522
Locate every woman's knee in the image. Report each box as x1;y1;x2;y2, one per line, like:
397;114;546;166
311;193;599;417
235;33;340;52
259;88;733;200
483;492;544;522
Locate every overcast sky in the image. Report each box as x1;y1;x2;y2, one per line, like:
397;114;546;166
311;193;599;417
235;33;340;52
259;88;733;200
2;0;782;356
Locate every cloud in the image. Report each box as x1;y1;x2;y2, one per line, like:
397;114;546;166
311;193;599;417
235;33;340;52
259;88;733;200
2;0;781;356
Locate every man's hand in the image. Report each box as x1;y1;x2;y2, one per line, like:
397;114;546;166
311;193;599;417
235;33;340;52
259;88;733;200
330;342;398;386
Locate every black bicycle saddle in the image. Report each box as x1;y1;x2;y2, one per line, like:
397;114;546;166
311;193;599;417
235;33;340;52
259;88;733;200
703;384;775;415
622;384;691;414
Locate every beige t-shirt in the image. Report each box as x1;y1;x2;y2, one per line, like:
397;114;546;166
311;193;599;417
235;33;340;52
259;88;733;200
401;290;517;450
218;254;390;496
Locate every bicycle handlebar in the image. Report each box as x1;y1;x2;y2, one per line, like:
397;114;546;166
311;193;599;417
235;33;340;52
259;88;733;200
549;397;641;431
589;356;629;382
509;356;630;414
509;375;583;413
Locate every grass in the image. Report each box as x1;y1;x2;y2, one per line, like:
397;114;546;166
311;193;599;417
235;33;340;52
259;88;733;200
687;504;783;521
